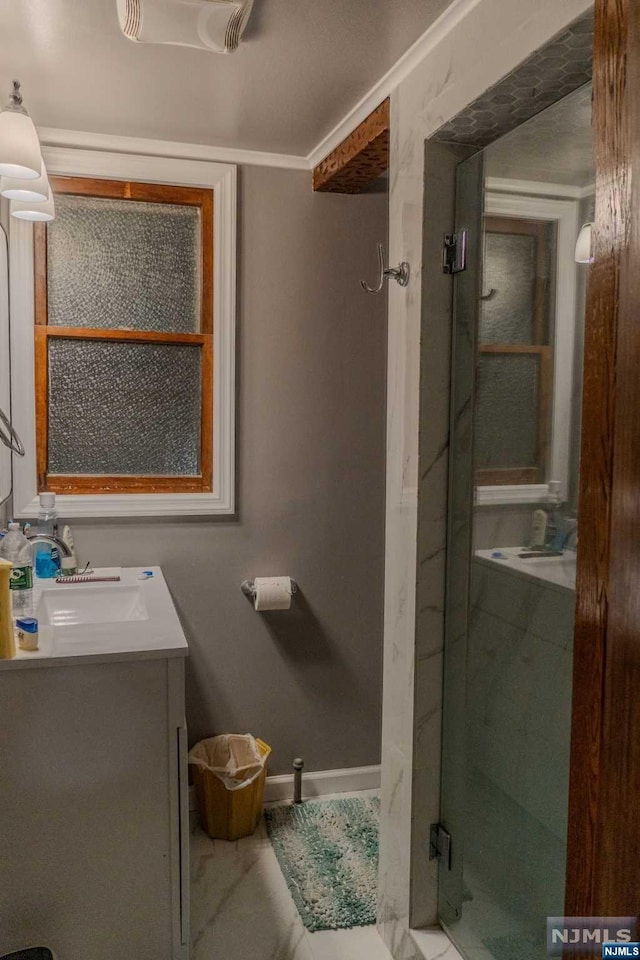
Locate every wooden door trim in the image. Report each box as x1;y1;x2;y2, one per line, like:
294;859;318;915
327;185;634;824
565;0;640;927
312;99;389;194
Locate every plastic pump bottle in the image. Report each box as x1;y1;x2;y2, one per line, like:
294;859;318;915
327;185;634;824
35;492;61;579
545;480;564;551
0;522;34;618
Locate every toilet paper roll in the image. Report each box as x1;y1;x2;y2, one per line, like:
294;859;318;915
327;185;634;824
254;576;293;611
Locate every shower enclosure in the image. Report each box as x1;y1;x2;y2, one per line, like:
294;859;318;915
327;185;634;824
434;84;593;960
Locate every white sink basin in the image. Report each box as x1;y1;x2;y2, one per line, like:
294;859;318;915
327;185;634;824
36;583;149;627
0;567;188;670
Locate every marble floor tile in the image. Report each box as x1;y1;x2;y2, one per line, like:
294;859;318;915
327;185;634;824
190;794;396;960
307;926;393;960
411;927;465;960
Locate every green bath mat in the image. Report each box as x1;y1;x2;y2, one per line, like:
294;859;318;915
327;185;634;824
264;795;379;932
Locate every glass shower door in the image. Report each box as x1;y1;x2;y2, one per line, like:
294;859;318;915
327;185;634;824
436;86;589;960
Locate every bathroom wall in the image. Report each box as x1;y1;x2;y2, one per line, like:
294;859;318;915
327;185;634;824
466;559;574;920
469;559;574;838
66;164;388;776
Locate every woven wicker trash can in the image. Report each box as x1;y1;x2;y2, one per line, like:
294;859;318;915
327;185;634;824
189;734;271;841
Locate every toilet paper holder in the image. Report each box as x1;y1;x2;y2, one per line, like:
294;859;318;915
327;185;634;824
241;578;298;602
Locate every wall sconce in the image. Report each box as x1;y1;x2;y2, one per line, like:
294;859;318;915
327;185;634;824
0;80;55;221
575;222;593;263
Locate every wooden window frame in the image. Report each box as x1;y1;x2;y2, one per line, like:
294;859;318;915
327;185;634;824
475;344;552;486
34;176;214;496
475;214;554;487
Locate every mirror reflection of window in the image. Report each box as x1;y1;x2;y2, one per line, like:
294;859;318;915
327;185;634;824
475;215;556;485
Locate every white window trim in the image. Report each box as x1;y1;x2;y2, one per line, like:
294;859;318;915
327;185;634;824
10;146;236;518
476;188;580;507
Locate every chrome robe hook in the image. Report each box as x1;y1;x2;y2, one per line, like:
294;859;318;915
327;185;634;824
361;243;410;294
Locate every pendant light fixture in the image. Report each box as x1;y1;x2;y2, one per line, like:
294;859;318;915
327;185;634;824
1;160;50;202
10;192;55;222
0;80;43;180
0;80;56;222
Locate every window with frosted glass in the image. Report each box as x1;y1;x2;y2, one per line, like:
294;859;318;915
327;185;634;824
475;216;554;485
34;176;214;495
47;196;202;333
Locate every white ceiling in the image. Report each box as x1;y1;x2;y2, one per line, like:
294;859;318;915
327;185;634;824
0;0;452;158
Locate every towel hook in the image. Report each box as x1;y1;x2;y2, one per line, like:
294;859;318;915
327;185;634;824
360;243;410;295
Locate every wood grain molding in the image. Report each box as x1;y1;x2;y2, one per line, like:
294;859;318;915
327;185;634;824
565;0;640;930
312;99;389;194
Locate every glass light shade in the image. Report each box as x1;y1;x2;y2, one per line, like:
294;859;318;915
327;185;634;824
575;222;594;263
11;192;55;221
0;110;42;179
1;160;49;201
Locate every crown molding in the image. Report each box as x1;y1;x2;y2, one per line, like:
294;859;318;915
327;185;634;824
36;0;488;174
486;177;596;200
306;0;485;168
40;0;589;175
38;126;310;171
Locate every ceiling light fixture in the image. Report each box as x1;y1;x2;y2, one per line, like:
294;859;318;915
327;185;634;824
0;80;43;180
117;0;255;53
575;222;594;264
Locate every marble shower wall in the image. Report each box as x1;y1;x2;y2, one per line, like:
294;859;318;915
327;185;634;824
378;1;592;957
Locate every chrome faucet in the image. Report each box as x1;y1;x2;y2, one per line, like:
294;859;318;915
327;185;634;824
26;533;72;558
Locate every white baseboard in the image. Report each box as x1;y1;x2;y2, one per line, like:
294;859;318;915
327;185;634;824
263;764;381;803
188;764;381;811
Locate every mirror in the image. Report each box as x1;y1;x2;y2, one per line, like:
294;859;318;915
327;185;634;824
474;82;593;547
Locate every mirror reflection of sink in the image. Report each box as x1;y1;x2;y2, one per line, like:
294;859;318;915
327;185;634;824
475;547;576;591
517;554;567;565
36;584;149;628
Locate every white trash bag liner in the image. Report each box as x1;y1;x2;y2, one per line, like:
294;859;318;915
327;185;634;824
188;733;266;791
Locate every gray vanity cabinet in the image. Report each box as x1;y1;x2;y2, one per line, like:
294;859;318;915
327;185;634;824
0;655;189;960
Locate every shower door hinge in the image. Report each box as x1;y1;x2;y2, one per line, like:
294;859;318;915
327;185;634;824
442;230;467;274
429;822;452;869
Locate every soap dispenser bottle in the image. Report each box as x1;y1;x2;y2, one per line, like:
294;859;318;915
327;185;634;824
545;480;564;551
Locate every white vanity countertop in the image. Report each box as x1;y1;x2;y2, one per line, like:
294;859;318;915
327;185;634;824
474;547;576;593
0;566;188;671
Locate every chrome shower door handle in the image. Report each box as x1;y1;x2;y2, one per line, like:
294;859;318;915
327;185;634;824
0;406;25;456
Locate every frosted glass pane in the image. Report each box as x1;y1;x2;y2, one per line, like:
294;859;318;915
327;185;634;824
475;353;538;468
47;195;201;332
480;233;537;344
48;339;201;475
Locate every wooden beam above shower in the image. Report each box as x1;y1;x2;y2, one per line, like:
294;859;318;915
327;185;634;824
312;99;389;194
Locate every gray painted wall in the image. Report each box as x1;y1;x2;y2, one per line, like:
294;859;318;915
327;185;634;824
68;165;388;775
